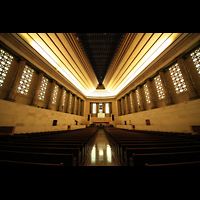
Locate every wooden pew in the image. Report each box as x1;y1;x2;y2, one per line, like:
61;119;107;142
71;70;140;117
0;149;76;166
0;127;99;166
145;160;200;166
117;140;196;160
0;142;85;165
120;141;200;164
130;151;200;166
0;145;82;166
0;159;64;166
124;145;200;166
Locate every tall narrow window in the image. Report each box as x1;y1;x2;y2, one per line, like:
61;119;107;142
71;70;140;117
99;103;103;113
190;47;200;76
68;93;72;111
154;74;165;100
38;76;48;100
17;65;34;95
93;103;96;114
105;103;109;114
169;63;187;94
0;49;13;87
144;84;150;104
129;93;133;111
52;84;59;104
136;89;140;105
62;90;66;106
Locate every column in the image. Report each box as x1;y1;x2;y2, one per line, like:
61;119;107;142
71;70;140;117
121;97;125;115
58;86;65;112
159;69;173;106
124;94;129;114
90;102;93;114
6;58;26;102
76;97;79;115
123;95;127;114
31;71;43;106
81;100;84;116
137;86;144;111
103;102;105;113
117;100;122;116
77;97;81;115
71;94;75;114
96;103;99;115
177;56;198;100
47;80;56;110
127;94;131;113
146;78;156;109
72;95;77;114
66;91;72;113
76;96;79;115
109;102;112;115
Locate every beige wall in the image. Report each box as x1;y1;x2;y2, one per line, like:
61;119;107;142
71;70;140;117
116;98;200;134
85;98;118;125
0;99;85;134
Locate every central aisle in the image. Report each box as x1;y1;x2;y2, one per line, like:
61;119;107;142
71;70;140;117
85;128;120;166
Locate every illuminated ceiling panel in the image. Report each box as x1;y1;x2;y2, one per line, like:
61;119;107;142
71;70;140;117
12;33;189;99
16;33;98;96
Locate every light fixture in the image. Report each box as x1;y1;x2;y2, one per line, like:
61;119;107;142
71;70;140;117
31;40;94;96
31;41;58;69
108;37;172;95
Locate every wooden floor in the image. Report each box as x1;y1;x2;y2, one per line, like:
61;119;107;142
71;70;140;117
84;128;120;166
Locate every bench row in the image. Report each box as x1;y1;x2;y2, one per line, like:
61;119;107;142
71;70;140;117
104;127;200;166
0;127;98;166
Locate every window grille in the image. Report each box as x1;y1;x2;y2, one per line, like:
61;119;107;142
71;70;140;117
52;84;58;104
0;49;13;87
38;76;48;100
136;89;140;105
68;94;72;111
154;75;165;100
169;63;187;94
62;90;66;106
144;84;151;104
17;65;34;95
129;93;133;110
190;47;200;76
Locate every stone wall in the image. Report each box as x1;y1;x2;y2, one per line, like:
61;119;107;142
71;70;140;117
0;99;85;134
117;98;200;134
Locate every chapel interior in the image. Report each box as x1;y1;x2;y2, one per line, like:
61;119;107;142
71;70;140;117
0;33;200;166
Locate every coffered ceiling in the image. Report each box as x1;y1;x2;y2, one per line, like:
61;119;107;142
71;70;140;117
9;33;191;99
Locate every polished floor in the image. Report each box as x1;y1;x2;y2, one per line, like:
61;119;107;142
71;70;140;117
85;128;120;166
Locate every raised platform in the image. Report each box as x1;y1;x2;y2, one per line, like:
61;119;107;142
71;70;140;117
93;122;109;125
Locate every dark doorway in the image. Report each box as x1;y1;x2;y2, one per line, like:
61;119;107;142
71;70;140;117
53;120;57;126
146;119;150;125
112;114;114;121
